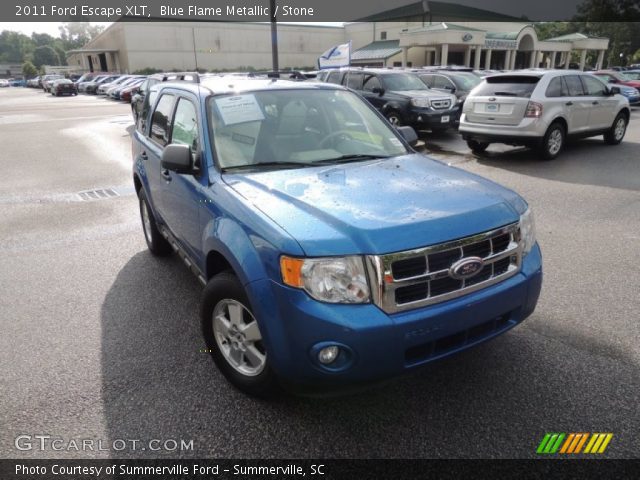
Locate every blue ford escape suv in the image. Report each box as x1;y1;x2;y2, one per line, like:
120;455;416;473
132;75;542;396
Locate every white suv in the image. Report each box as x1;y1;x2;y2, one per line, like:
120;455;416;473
459;70;630;159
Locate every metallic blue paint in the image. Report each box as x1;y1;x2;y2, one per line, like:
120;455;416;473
133;85;543;387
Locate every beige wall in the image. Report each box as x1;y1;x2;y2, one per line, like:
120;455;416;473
77;22;345;72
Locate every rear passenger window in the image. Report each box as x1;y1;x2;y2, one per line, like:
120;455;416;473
564;75;584;96
345;73;364;90
326;71;342;84
581;75;608;96
150;94;175;146
545;77;567;97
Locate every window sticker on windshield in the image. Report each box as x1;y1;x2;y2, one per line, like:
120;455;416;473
215;94;265;126
389;138;403;148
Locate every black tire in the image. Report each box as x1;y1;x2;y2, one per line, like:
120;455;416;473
201;271;279;397
538;122;565;160
467;139;490;154
138;189;172;256
385;109;404;127
603;112;627;145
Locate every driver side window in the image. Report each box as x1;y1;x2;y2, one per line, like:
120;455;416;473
171;98;200;158
363;75;382;92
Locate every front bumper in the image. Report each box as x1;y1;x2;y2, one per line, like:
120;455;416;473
408;105;460;129
247;244;542;387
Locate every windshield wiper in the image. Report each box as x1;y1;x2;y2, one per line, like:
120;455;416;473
221;161;315;172
492;91;519;96
311;154;393;165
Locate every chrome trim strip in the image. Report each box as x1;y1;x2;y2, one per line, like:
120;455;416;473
367;223;522;314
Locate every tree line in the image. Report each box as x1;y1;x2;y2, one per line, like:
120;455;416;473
0;23;104;77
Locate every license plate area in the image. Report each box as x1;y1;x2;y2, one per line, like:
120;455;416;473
485;103;500;113
441;115;450;123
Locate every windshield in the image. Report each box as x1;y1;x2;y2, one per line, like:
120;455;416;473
208;89;409;171
382;73;429;91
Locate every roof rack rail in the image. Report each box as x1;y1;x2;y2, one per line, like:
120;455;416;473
245;70;309;80
155;71;204;83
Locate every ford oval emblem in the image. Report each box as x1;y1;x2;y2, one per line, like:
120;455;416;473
449;257;484;280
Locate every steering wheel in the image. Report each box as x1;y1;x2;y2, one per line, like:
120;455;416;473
318;130;355;149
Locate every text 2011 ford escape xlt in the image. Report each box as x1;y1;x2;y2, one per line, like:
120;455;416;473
132;76;542;396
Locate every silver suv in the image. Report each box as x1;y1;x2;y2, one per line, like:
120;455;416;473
459;71;631;159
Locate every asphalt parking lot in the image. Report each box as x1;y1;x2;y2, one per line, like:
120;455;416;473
1;87;639;459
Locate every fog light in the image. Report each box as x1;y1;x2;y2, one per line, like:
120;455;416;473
318;346;339;365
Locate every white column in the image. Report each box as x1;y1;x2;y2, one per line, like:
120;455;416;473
511;50;517;70
550;51;557;69
529;50;538;68
504;50;511;70
579;49;587;70
441;44;449;67
485;49;492;69
564;52;570;69
474;46;482;69
401;47;408;68
596;50;605;70
464;46;472;67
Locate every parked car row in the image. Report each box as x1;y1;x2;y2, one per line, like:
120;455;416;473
317;66;633;160
26;72;150;102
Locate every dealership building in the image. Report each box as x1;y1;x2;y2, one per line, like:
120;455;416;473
67;1;610;73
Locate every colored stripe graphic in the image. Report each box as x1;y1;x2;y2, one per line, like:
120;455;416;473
537;433;565;454
573;433;589;453
583;434;599;453
597;434;613;453
537;433;612;454
537;433;552;454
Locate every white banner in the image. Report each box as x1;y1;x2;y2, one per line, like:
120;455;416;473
318;41;351;69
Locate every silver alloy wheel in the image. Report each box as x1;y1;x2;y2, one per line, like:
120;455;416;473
212;299;266;377
140;198;153;245
614;117;626;141
548;128;563;155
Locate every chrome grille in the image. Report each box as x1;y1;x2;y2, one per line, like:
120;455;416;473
430;99;452;109
365;223;522;314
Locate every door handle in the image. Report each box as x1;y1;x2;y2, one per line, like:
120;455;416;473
140;151;148;160
592;101;599;105
161;169;172;182
565;102;573;106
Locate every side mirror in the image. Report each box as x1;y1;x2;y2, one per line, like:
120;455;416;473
609;86;621;95
372;87;385;96
161;144;193;174
445;85;456;93
396;126;419;147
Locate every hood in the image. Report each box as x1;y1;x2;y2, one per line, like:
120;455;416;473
223;154;526;256
391;89;453;100
621;80;640;88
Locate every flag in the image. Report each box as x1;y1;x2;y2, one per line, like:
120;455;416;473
318;41;351;69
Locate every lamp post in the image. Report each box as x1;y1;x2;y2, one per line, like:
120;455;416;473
270;0;279;71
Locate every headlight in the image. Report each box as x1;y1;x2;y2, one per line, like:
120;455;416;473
411;98;431;108
280;256;370;304
519;208;536;255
